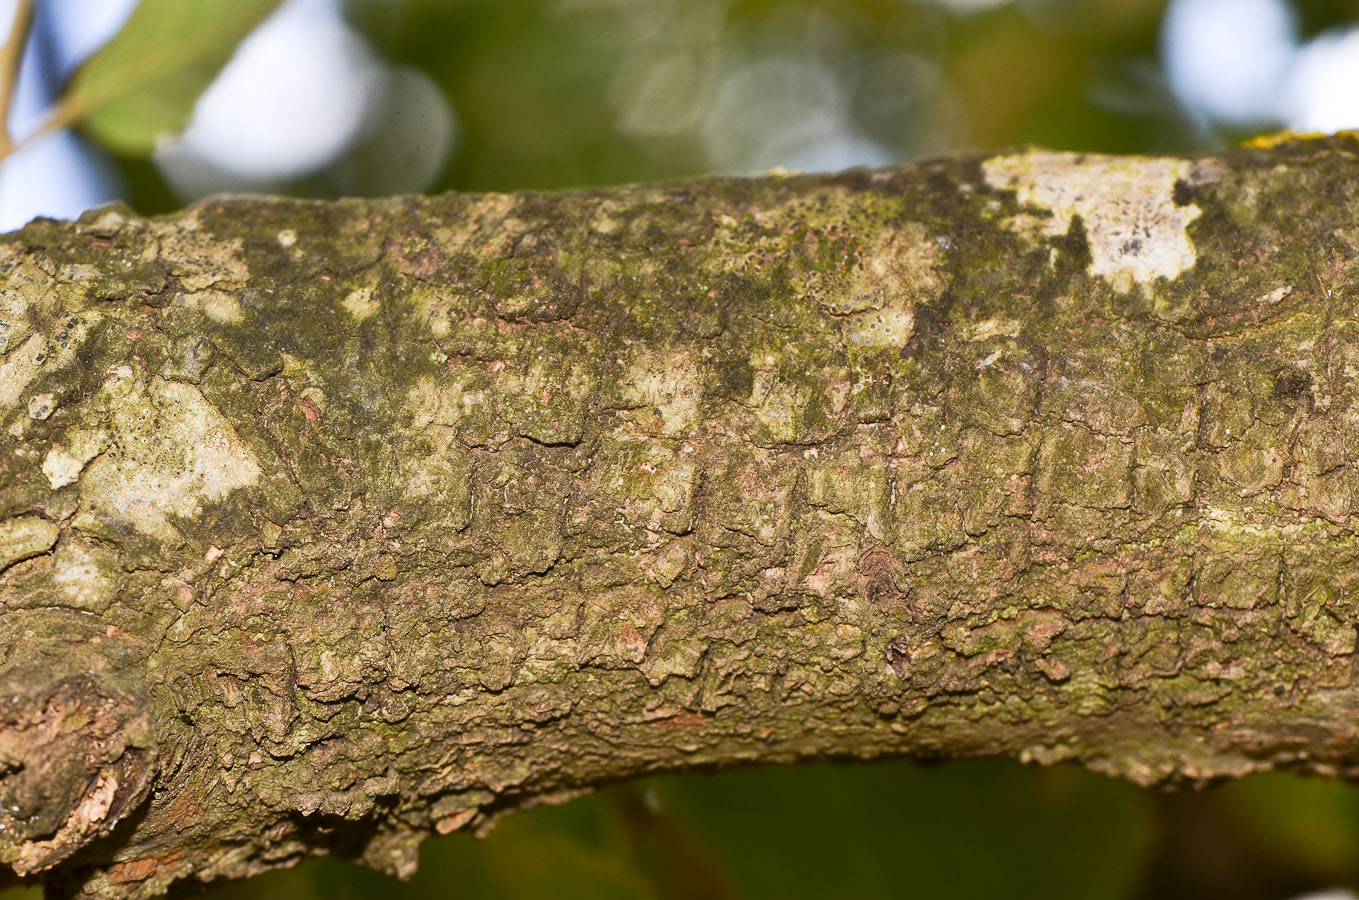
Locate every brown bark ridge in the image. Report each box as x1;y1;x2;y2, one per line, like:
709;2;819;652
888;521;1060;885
2;135;1359;896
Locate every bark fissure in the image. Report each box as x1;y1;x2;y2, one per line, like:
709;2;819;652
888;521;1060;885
1;138;1359;896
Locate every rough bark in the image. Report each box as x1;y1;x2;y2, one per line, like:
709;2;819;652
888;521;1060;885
2;135;1359;896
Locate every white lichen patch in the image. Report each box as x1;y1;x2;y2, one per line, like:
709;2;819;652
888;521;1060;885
834;223;941;350
408;374;486;432
0;333;46;410
401;445;474;530
962;318;1023;342
619;349;703;436
433;193;518;256
51;536;119;612
1;312;99;412
26;392;55;420
0;293;27;356
982;152;1202;292
180;289;244;324
806;450;890;539
43;426;109;489
154;224;249;292
499;358;596;445
747;356;809;444
1200;505;1310;539
0;515;59;571
277;229;298;249
342;285;379;321
70;373;262;540
608;442;698;534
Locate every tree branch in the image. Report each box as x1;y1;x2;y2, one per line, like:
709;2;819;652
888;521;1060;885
0;0;33;160
2;136;1359;897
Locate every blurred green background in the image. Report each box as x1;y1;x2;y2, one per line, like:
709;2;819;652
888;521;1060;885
4;0;1359;897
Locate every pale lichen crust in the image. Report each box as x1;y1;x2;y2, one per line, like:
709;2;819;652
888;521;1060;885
982;151;1204;291
43;370;262;541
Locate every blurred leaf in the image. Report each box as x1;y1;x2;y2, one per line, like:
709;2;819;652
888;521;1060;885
479;815;656;900
643;758;1153;900
607;788;741;900
1219;772;1359;879
55;0;282;156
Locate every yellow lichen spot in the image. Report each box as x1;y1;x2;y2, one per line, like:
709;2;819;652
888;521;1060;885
343;286;379;320
1238;129;1332;149
982;152;1203;292
620;349;703;437
71;375;262;540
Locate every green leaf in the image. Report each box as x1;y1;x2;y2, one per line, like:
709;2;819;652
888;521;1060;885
55;0;283;156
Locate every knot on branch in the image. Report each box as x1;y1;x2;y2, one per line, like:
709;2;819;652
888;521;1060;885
0;662;158;876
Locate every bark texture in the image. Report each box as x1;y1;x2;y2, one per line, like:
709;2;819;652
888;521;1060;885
2;136;1359;896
